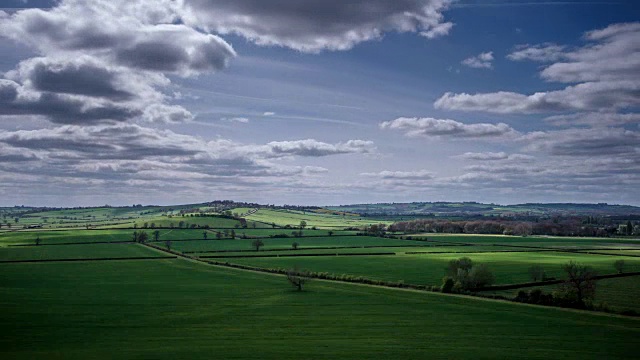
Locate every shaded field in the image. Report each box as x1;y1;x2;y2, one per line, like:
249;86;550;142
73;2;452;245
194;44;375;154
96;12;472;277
226;252;640;286
417;234;640;248
1;259;638;359
481;275;640;313
0;243;160;261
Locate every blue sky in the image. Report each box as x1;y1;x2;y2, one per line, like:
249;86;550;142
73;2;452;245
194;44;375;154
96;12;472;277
0;0;638;206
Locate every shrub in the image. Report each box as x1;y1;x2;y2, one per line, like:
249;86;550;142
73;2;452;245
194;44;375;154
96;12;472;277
441;276;455;293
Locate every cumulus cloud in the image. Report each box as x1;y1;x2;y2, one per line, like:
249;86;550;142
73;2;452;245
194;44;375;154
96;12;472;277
0;57;192;124
434;80;640;114
360;170;434;179
544;112;640;127
261;139;375;157
507;43;566;62
380;117;517;138
0;0;236;125
461;51;493;69
437;22;640;114
521;127;640;157
0;1;236;76
0;124;376;191
221;117;250;123
180;0;454;52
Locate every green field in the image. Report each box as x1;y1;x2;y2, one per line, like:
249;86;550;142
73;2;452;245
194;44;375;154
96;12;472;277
162;236;419;253
0;243;161;261
481;276;640;313
236;208;392;229
225;251;640;286
1;259;638;359
2;208;640;359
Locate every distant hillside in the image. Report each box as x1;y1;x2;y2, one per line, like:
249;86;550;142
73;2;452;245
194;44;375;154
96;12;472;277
326;202;640;218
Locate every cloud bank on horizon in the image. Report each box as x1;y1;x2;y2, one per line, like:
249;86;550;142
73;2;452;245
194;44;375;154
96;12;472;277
0;0;638;206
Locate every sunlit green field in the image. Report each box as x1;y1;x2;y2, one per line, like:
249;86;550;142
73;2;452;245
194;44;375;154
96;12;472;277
235;208;392;229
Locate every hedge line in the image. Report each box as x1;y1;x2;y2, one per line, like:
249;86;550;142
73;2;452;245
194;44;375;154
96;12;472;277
184;244;433;254
200;252;396;259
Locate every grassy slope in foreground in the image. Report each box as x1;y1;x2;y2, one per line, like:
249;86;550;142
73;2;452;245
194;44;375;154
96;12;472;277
1;259;639;359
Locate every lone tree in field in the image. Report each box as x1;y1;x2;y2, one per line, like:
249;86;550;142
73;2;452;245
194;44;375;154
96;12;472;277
165;240;172;251
286;267;309;291
133;231;149;243
35;235;41;246
529;265;546;282
613;259;626;274
558;261;597;306
251;239;264;251
299;220;307;230
292;242;299;250
203;231;208;240
153;230;160;242
328;230;333;236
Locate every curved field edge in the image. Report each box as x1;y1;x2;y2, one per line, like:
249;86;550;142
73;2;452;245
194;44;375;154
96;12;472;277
0;259;638;360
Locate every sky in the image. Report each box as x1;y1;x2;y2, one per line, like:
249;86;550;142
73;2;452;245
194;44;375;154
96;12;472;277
0;0;638;207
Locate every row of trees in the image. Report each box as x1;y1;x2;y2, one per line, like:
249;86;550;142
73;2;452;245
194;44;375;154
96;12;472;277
388;218;634;237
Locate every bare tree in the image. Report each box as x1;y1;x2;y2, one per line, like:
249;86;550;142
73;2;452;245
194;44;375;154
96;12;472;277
528;265;546;282
559;261;597;305
251;239;264;251
286;267;309;291
613;260;625;274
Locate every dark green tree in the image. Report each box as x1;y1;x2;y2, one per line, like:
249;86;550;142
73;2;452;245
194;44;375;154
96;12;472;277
251;239;264;251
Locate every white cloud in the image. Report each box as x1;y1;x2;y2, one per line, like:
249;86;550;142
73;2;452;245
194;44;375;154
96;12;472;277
507;43;566;62
180;0;454;52
380;117;518;138
221;117;250;123
361;170;434;179
461;51;493;69
434;80;640;114
437;22;640;114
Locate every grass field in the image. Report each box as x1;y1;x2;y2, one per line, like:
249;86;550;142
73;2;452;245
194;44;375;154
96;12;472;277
225;251;640;286
1;259;638;359
0;243;161;261
236;208;392;229
2;212;640;359
162;236;419;253
481;276;640;313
